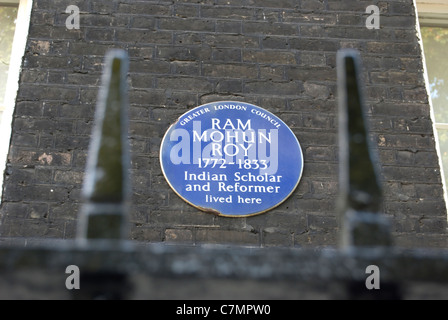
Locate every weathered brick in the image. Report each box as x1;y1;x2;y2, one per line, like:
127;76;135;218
117;3;171;15
165;229;194;243
216;20;242;34
327;0;383;12
243;21;299;36
0;0;445;249
246;0;299;9
302;112;335;129
159;17;215;32
1;203;29;220
202;63;258;79
310;180;338;196
370;71;423;86
170;61;201;76
415;184;445;199
131;227;163;242
286;66;335;82
243;49;297;65
305;146;335;162
297;199;336;214
8;150;72;166
261;36;290;50
377;133;435;150
303;82;331;99
386;199;447;217
390;2;415;15
262;228;293;247
35;167;53;184
366;41;419;56
10;133;39;148
200;5;254;20
81;14;130;28
243;80;302;96
115;29;173;44
85;28;115;42
212;48;242;62
248;211;307;232
337;12;363;26
30;11;55;25
382;166;442;183
195;228;259;245
129;59;171;74
394;233;448;248
149;209;215;227
215;79;243;93
157;76;213;91
131;16;156;29
49;202;78;220
1;218;65;238
259;65;285;80
69;42;115;56
307;214;338;231
17;84;79;102
254;8;281;22
53;170;84;185
202;34;259;48
301;0;326;11
50;26;84;41
127;46;154;60
294;230;339;247
289;38;339;52
14;102;43;117
60;104;94;119
157;46;212;62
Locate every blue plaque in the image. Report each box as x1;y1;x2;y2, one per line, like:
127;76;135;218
160;101;304;217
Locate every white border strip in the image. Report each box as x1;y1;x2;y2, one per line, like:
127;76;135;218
0;0;32;204
413;0;448;217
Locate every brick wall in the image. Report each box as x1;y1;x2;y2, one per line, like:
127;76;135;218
0;0;446;248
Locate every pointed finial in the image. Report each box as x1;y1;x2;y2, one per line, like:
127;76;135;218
77;49;131;241
337;49;392;247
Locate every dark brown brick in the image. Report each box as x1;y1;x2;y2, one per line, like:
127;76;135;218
0;0;445;250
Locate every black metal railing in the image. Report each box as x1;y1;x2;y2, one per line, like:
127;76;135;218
0;49;447;300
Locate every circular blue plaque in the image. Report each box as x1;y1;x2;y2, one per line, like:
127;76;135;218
160;101;303;217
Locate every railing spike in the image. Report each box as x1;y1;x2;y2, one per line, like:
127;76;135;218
77;49;131;241
337;49;392;248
